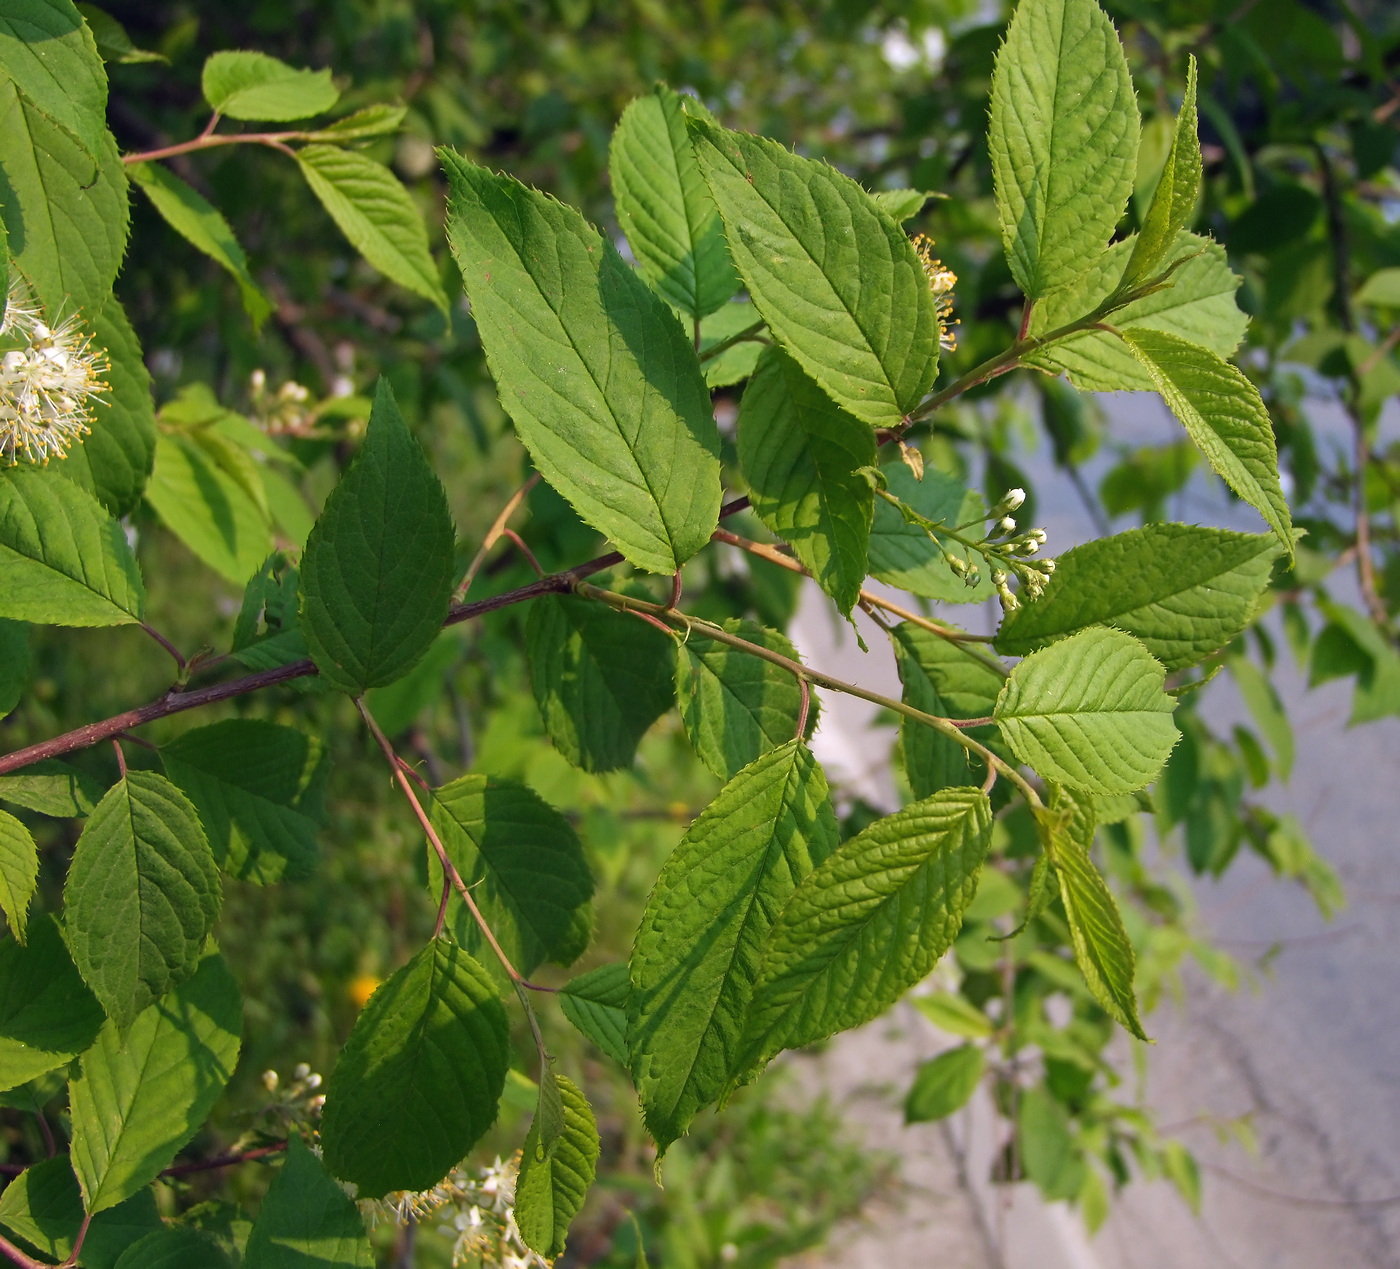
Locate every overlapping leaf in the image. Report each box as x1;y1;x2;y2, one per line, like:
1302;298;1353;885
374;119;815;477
0;619;26;717
0;915;103;1090
201;50;338;121
558;963;628;1066
516;1074;600;1260
0;0;109;161
243;1134;374;1268
0;1156;161;1268
0;810;36;941
0;758;102;817
113;1227;234;1269
867;462;994;603
904;1044;984;1123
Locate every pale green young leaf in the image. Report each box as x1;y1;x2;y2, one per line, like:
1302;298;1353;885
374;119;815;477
904;1044;984;1123
698;301;764;387
988;0;1139;298
201;50;338;121
0;914;103;1091
558;963;628;1066
0;469;144;627
430;773;594;976
738;346;875;615
442;152;721;574
64;771;221;1029
868;462;994;602
610;85;739;321
296;145;449;312
320;940;510;1199
299;378;456;694
129;162;273;326
1122;58;1200;288
162;719;325;884
243;1134;374;1268
113;1227;234;1269
629;741;837;1153
0;810;36;942
0;758;103;817
870;188;933;222
525;594;676;773
996;524;1280;671
736;787;992;1076
70;952;243;1213
912;991;994;1040
689;119;940;428
677;617;816;780
304;103;408;142
0;619;27;718
0;0;108;162
1228;654;1293;780
1355;267;1400;308
994;627;1178;795
516;1074;600;1260
1121;328;1293;553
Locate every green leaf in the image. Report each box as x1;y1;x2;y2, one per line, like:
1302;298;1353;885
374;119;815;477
1122;58;1200;288
736;787;992;1076
676;617;815;780
364;630;458;736
525;594;676;773
299;378;456;694
0;914;103;1091
870;188;933;222
0;810;36;941
1026;232;1245;391
912;991;994;1040
1356;267;1400;308
516;1074;600;1260
629;740;837;1152
0;619;26;717
70;952;243;1213
987;0;1139;298
64;771;221;1029
129;162;273;327
558;962;628;1066
0;77;128;316
243;1134;373;1269
699;300;764;387
1017;1086;1080;1199
994;627;1178;795
892;623;1003;797
442;152;721;575
0;0;108;163
689;118;940;429
162;719;326;884
295;145;448;313
868;462;994;603
610;85;739;321
75;5;163;66
737;346;875;615
1228;654;1293;781
996;524;1280;671
0;469;144;626
304;103;408;143
904;1044;984;1123
320;939;510;1199
1121;328;1292;553
114;1227;234;1269
0;758;102;817
201;50;338;121
429;773;594;976
0;1156;161;1269
1162;1140;1201;1215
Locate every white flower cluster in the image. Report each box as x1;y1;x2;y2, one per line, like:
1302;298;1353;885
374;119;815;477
0;276;108;466
250;367;314;435
261;1062;326;1121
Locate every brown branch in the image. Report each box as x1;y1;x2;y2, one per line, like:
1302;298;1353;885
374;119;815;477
0;1231;52;1269
122;130;306;165
160;1141;287;1178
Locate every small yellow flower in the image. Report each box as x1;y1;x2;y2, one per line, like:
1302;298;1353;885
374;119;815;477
912;233;958;353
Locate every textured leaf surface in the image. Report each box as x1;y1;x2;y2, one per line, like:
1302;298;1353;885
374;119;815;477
64;771;221;1028
677;618;815;779
162;719;325;884
430;774;594;976
629;741;837;1152
0;811;34;944
443;152;721;574
690;119;940;428
738;346;875;615
320;940;510;1199
558;963;628;1066
113;1227;234;1269
994;627;1178;795
988;0;1138;298
868;462;994;602
0;619;26;718
516;1074;600;1260
525;594;676;773
904;1044;985;1123
0;0;108;161
1123;58;1200;287
0;758;102;817
996;524;1279;671
243;1134;374;1268
201;50;338;121
70;952;243;1213
1122;328;1292;552
299;378;455;694
0;470;144;626
737;787;991;1076
610;85;739;321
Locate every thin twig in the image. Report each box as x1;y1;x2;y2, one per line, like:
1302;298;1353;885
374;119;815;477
795;676;811;741
455;472;541;602
500;529;544;578
161;1141;287;1178
139;622;186;671
697;318;765;363
111;739;126;778
433;875;452;939
60;1214;91;1269
122;130;307;165
0;1231;50;1269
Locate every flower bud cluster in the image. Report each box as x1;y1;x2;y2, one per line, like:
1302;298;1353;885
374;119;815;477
978;492;1055;611
250;368;315;435
260;1061;326;1121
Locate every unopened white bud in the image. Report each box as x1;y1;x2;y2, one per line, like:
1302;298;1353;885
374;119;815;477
293;1062;311;1081
997;517;1016;534
1019;540;1040;555
1004;488;1025;511
261;1069;279;1092
250;368;266;393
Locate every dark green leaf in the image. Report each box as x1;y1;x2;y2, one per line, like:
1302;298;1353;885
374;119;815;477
516;1074;599;1260
201;50;338;121
0;0;108;161
1122;58;1200;288
558;963;628;1066
0;809;36;941
904;1044;984;1123
75;5;163;65
113;1227;234;1269
243;1134;373;1268
0;758;103;817
868;462;994;603
0;619;26;717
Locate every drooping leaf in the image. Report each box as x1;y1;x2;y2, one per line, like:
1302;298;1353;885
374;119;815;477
558;962;628;1066
996;524;1280;671
0;810;36;942
867;461;994;603
689;119;940;428
1017;1085;1081;1199
0;469;144;627
1121;328;1292;552
75;4;163;66
0;0;109;162
629;741;837;1152
737;346;875;615
525;594;676;773
64;771;221;1029
201;50;338;121
430;773;594;976
912;991;994;1040
113;1227;234;1269
304;103;408;142
296;145;449;312
1228;653;1294;781
320;939;510;1199
0;619;26;717
987;0;1139;298
994;627;1178;796
904;1044;985;1123
0;758;103;817
610;85;739;321
442;151;722;574
516;1074;600;1260
299;378;456;694
735;787;991;1079
243;1134;374;1269
162;719;326;884
70;952;243;1213
870;188;933;222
